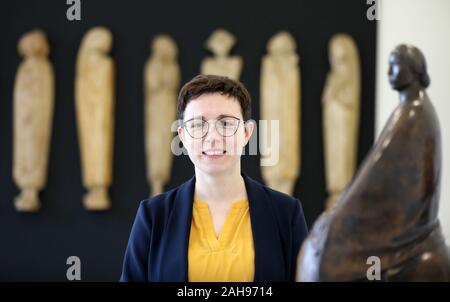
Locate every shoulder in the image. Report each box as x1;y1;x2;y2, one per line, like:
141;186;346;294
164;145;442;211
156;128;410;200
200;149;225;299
230;55;242;64
245;176;308;238
262;184;302;214
245;175;302;216
201;57;214;67
262;55;271;67
138;185;180;222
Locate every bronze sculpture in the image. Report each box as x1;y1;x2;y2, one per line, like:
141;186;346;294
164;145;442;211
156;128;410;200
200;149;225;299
297;44;450;281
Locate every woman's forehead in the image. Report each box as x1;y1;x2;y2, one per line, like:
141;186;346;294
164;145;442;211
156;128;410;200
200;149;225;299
184;93;242;119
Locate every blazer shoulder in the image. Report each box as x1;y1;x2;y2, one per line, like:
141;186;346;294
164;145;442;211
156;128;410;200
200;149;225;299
259;183;308;237
261;184;302;210
244;174;302;213
138;186;180;219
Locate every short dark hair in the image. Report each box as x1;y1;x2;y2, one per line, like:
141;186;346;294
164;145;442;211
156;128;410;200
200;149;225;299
177;74;252;121
394;44;430;88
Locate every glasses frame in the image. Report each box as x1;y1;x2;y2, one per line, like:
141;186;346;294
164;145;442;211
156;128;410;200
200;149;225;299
182;116;243;139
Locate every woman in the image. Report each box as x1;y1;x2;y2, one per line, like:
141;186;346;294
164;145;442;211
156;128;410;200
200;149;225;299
120;74;308;282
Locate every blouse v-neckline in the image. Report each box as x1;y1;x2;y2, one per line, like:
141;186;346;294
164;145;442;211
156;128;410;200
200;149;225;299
193;199;249;251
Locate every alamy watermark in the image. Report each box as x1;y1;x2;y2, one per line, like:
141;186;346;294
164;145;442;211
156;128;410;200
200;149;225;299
171;119;281;167
66;0;81;21
366;0;380;21
366;256;381;280
66;256;81;281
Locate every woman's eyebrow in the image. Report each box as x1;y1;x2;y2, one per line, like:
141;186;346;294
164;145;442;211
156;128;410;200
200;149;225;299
184;115;205;122
217;114;240;119
186;114;239;121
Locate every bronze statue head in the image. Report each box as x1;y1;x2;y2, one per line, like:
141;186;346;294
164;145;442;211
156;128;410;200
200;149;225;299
388;44;430;91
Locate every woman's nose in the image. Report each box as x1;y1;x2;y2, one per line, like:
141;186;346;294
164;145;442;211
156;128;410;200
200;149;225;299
204;122;221;142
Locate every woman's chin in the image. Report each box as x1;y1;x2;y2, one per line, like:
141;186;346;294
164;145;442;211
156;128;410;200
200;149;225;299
199;165;229;176
196;160;235;176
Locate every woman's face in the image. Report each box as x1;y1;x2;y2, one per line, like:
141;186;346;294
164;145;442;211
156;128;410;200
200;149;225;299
178;93;253;176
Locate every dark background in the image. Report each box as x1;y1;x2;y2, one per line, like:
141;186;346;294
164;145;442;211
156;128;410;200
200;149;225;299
0;0;376;281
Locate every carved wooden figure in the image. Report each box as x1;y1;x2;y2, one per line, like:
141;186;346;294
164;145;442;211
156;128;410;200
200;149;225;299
144;35;180;196
75;27;115;210
201;29;242;80
297;45;450;282
13;30;54;212
323;34;361;208
260;31;301;195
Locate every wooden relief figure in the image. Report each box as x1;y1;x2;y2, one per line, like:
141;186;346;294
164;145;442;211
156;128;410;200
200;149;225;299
260;31;301;195
201;29;242;80
13;30;54;212
297;45;450;282
323;34;361;208
75;27;115;210
144;35;180;196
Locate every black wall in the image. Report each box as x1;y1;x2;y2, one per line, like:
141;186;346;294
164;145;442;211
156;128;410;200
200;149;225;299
0;0;376;281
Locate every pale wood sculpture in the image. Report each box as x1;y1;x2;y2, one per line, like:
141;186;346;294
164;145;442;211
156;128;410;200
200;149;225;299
201;29;242;80
144;35;180;196
75;27;115;210
260;31;301;195
13;30;54;212
323;34;361;208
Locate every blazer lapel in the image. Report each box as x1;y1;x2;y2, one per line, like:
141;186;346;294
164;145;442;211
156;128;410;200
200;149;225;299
158;176;195;281
243;173;286;281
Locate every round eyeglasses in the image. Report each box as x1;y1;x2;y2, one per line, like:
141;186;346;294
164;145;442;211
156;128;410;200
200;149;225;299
182;116;242;139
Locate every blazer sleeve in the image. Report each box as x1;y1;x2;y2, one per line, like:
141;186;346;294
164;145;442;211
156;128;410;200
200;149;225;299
120;201;152;282
290;199;308;281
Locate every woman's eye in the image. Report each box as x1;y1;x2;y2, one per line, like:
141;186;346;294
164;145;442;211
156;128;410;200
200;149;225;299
191;121;203;129
220;120;233;127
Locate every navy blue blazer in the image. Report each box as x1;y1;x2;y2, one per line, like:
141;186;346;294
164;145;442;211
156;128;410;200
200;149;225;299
120;173;308;282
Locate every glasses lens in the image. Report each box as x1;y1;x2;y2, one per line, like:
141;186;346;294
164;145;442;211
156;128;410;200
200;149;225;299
185;119;207;138
216;118;239;137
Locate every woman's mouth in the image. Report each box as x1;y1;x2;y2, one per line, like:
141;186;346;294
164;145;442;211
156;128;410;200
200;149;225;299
202;149;226;159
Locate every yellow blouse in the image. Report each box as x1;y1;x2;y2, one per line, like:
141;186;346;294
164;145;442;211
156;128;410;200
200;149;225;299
188;199;255;282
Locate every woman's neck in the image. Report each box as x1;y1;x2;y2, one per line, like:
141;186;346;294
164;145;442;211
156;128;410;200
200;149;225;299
194;165;247;206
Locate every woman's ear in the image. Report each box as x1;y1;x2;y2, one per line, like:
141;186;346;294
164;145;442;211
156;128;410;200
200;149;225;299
178;126;185;145
243;120;255;145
